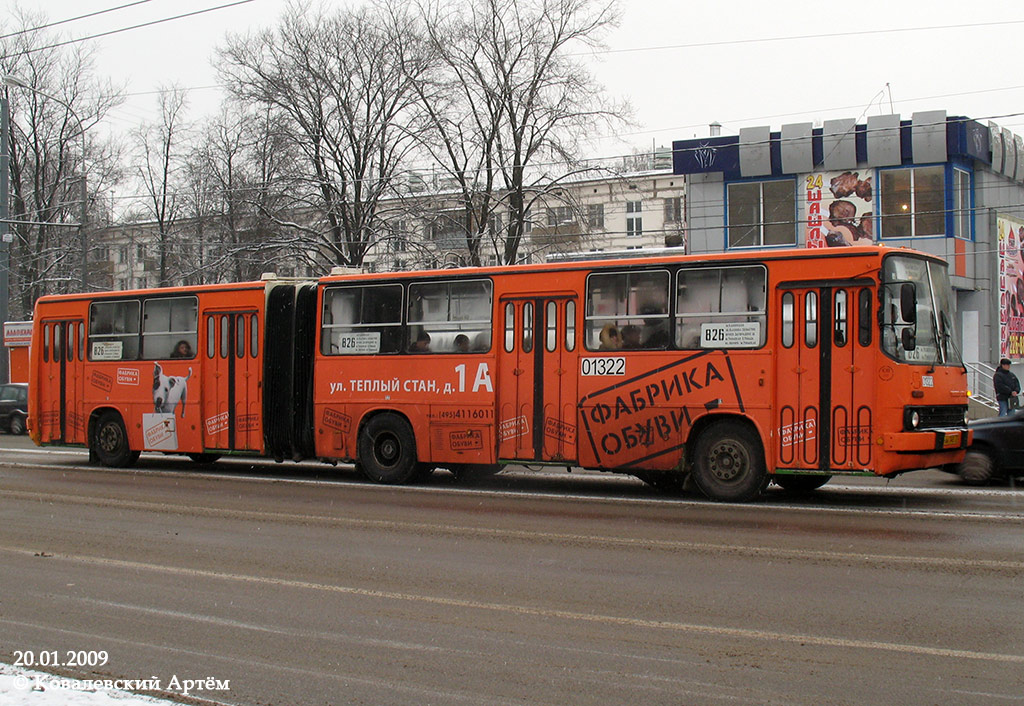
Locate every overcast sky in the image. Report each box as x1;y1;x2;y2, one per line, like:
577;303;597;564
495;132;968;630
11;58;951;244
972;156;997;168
4;0;1024;158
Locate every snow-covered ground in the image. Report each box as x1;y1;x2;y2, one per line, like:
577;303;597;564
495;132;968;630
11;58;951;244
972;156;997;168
0;664;178;706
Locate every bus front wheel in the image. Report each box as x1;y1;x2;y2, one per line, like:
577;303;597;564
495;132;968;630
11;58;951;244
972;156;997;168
691;421;766;502
358;413;418;484
93;412;139;468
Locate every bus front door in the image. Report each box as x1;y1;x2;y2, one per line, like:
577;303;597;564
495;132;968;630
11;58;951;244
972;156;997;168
776;283;875;473
498;295;579;463
776;288;825;471
38;319;86;445
202;311;262;453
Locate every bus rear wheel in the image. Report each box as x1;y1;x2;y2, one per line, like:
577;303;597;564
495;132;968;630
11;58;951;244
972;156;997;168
692;421;766;502
93;412;138;468
358;413;418;484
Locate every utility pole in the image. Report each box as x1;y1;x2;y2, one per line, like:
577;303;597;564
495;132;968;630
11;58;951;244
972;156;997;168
1;90;10;385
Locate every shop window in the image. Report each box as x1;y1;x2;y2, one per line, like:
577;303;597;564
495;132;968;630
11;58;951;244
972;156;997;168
879;166;945;238
727;180;796;248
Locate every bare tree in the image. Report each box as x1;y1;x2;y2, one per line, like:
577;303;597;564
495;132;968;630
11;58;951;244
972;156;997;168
418;0;626;265
134;85;190;286
217;0;434;269
183;101;302;282
0;7;123;314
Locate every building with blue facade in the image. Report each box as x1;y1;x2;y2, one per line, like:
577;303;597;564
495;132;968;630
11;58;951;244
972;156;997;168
672;111;1024;368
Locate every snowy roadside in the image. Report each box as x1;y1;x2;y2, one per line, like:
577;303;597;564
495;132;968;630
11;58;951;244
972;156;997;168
0;663;180;706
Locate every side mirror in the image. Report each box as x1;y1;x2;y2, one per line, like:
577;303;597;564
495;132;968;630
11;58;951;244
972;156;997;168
900;283;917;324
901;327;916;351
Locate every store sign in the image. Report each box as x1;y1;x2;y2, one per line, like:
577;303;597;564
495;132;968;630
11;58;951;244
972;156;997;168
804;171;874;248
3;321;32;347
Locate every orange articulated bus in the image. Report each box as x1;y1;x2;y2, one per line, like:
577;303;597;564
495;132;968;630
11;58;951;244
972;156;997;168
29;246;970;501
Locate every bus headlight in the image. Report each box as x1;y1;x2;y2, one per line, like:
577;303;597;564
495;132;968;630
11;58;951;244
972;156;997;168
909;411;920;429
964;410;970;425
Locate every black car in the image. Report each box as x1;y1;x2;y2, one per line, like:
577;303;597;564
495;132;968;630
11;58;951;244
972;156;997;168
950;410;1024;485
0;382;28;435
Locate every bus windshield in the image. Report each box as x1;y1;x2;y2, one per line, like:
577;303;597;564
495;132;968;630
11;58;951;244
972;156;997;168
881;254;962;366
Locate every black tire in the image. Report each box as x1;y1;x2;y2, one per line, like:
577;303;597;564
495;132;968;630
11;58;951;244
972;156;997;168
358;413;418;484
92;412;137;468
957;449;995;486
187;453;222;464
773;474;832;492
691;421;767;502
9;414;26;435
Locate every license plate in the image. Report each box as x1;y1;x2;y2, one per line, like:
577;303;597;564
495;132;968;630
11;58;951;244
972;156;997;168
942;431;961;449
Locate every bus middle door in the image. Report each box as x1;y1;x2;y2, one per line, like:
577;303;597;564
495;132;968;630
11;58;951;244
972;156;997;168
202;310;262;453
497;295;579;463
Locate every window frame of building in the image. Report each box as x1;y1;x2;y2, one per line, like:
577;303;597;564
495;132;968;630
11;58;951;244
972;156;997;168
626;200;643;237
952;167;972;240
586;203;605;229
547;205;573;226
878;165;946;239
726;179;797;249
664;196;683;224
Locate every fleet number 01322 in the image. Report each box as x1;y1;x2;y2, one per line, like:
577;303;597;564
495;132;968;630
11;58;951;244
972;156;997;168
580;357;625;376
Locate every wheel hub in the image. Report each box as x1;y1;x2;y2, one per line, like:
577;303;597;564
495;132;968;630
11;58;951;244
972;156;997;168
709;441;747;482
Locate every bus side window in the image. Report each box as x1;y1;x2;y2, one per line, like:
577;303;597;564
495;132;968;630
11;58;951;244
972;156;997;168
141;296;197;360
858;289;873;347
585;269;669;351
407;279;492;353
43;325;50;363
207;316;216;358
676;266;767;349
321;284;403;355
89;300;140;360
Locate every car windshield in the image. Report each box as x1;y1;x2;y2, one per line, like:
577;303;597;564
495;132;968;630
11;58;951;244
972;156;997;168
881;254;962;366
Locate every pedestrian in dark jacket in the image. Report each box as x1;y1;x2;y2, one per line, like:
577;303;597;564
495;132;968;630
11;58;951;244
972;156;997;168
993;358;1021;416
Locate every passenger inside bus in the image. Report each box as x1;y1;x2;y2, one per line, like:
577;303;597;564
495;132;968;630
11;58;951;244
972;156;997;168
599;323;621;351
411;330;431;352
454;334;470;352
170;340;194;359
620;325;641;349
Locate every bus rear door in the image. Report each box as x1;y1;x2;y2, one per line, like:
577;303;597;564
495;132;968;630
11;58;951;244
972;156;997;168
498;295;579;463
201;310;262;453
37;318;86;445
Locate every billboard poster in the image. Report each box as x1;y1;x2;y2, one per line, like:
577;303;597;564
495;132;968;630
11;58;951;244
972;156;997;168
997;215;1024;359
804;171;874;248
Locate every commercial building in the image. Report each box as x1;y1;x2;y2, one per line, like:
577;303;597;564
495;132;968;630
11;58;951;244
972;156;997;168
672;110;1024;369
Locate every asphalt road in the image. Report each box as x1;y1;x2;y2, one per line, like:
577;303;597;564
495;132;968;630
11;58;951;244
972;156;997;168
1;434;1022;706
